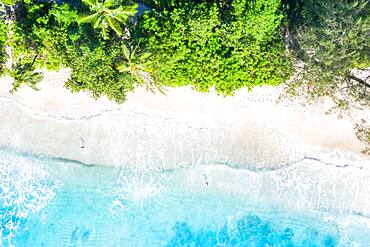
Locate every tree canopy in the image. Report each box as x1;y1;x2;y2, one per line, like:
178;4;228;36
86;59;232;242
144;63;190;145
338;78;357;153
136;0;292;94
284;0;370;105
0;0;368;108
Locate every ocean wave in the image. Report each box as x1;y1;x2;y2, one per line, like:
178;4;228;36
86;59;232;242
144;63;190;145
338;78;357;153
0;150;61;247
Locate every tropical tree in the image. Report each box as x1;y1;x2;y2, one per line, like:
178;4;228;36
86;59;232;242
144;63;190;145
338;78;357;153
6;57;43;93
77;0;138;39
285;0;370;103
117;44;164;93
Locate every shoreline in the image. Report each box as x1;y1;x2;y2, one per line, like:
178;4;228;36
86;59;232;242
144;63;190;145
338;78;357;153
1;70;370;219
0;70;369;168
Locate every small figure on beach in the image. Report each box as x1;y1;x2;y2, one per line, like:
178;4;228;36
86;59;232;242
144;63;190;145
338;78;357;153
80;137;85;149
202;173;209;186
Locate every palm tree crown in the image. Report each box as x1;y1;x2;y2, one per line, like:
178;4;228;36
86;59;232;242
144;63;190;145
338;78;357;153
6;58;43;93
117;44;165;94
78;0;138;39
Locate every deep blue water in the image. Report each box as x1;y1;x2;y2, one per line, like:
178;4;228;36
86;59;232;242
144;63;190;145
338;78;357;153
1;147;369;247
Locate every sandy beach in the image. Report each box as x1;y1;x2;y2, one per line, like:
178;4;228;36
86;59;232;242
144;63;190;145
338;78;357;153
0;70;369;169
0;69;368;166
1;70;370;224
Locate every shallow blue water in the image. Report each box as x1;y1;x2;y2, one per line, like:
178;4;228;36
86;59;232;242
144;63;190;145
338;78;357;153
0;147;369;246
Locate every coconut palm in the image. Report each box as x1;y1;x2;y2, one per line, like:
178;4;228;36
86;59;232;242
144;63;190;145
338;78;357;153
6;57;43;93
117;44;165;94
78;0;138;39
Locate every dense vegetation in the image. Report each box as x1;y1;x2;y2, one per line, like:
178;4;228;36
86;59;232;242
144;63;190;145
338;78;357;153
0;19;6;76
284;0;370;105
136;0;291;94
0;0;369;105
7;1;137;102
0;0;292;101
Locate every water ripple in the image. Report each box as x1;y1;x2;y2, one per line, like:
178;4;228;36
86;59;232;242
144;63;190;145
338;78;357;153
0;150;61;246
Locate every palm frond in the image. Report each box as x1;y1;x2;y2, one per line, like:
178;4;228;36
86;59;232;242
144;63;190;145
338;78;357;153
122;44;130;60
107;16;122;36
77;1;138;38
117;63;131;72
93;15;103;29
6;61;43;93
104;0;116;8
81;0;97;7
77;12;100;24
140;52;152;61
117;4;138;16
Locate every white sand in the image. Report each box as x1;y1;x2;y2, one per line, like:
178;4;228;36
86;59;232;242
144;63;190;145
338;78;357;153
0;69;366;150
0;69;369;169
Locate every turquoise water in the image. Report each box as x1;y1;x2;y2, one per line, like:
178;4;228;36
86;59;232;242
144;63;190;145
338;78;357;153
1;147;370;246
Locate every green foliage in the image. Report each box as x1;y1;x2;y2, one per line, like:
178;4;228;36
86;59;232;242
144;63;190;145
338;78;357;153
65;42;135;102
8;2;135;102
2;0;293;101
0;0;15;6
0;20;7;76
10;2;78;70
5;58;43;92
286;0;370;102
117;43;163;93
137;0;292;94
78;0;138;39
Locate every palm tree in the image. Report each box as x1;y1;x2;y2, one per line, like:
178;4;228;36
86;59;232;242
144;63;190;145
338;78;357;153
6;57;43;93
117;44;165;94
78;0;138;39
